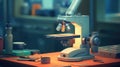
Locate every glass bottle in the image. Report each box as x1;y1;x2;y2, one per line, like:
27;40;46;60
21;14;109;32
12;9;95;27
5;23;13;55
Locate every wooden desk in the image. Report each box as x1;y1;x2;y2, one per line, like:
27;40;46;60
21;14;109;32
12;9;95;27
0;52;120;67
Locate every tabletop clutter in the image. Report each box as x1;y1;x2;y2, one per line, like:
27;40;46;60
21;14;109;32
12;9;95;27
16;53;51;64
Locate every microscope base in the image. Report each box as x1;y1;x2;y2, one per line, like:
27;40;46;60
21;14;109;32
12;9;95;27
58;54;94;62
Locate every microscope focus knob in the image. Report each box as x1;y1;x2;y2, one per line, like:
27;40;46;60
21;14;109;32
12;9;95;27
89;32;100;46
89;32;100;53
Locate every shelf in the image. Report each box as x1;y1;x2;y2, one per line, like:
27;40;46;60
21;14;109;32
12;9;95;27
98;13;120;23
15;15;57;21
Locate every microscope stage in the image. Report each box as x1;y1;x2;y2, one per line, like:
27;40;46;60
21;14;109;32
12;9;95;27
46;33;80;40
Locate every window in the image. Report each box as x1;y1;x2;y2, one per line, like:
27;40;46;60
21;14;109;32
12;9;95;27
96;0;120;23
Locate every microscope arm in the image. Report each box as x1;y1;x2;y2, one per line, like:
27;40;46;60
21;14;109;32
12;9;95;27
65;0;82;15
71;22;82;48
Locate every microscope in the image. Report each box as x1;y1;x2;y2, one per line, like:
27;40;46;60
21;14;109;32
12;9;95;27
46;0;100;61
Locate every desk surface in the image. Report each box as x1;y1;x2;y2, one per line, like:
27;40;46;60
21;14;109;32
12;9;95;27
0;52;120;67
